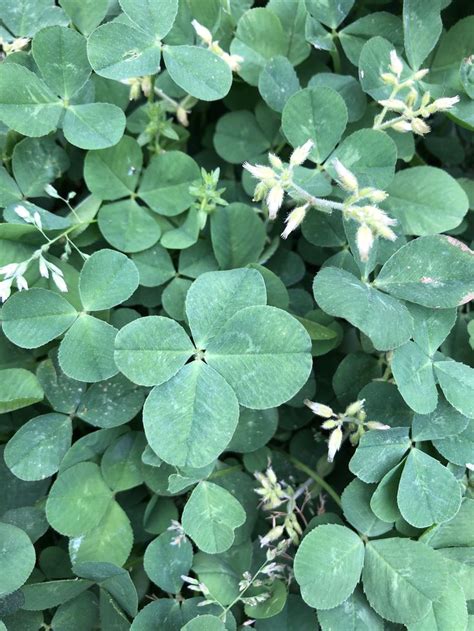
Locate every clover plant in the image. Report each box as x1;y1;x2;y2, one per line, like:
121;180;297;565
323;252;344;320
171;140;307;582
0;0;473;629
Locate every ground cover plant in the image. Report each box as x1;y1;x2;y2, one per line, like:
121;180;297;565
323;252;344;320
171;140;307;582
0;0;473;628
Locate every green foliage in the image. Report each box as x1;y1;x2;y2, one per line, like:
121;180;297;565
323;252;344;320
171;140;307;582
0;1;473;628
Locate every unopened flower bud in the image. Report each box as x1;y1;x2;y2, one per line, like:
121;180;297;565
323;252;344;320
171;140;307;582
268;153;283;170
356;224;374;262
332;158;358;192
266;184;284;220
260;525;284;547
289;140;314;166
243;162;275;182
431;95;460;111
368;189;388;203
14;205;31;221
391;120;412;133
345;400;365;417
321;419;340;430
192;19;213;45
410;118;430;135
327;426;343;462
305;399;335;418
281;204;308;239
378;98;406;112
380;72;397;85
389;50;403;77
366;421;391;430
413;68;429;81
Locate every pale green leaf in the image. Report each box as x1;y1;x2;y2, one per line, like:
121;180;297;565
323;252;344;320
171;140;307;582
114;315;194;386
392;342;437;414
182;481;246;554
4;413;72;481
206;305;312;409
294;524;364;609
143;361;239;468
0;523;36;598
79;249;139;311
185;268;267;348
62;103;126;150
2;288;78;349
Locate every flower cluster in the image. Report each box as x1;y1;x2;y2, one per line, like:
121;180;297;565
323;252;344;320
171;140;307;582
244;142;397;260
0;36;30;56
375;50;460;136
305;399;390;462
192;20;243;72
243;140;313;236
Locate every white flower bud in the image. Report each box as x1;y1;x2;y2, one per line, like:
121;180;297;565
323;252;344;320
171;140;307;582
220;51;243;72
366;421;391;430
16;276;28;291
289;140;314;167
39;257;49;278
33;211;42;230
304;399;335;418
380;72;397;85
345;399;365;417
321;419;340;430
281;204;308;239
378;99;406;112
356;224;374;262
413;68;429;80
367;189;388;203
52;272;68;293
389;50;403;77
410;118;430;135
0;279;13;302
14;204;32;221
390;120;412;133
332;158;358;192
243;162;275;182
191;20;213;45
260;525;284;547
327;426;343;463
431;95;460;111
44;184;60;198
266;184;284;220
377;224;397;241
0;263;19;278
268;153;283;170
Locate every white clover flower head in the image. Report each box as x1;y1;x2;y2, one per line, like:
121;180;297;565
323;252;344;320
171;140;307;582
304;399;335;418
266;184;284;220
432;95;460;111
332;158;358;192
356;224;374;262
191;19;213;45
281;203;308;239
289;140;314;167
327;426;343;463
389;49;403;77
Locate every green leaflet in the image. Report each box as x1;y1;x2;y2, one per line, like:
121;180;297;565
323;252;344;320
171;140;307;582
294;524;364;609
362;538;447;625
375;235;474;308
182;481;246;554
313;267;413;350
397;448;462;528
143;361;239;468
0;522;36;598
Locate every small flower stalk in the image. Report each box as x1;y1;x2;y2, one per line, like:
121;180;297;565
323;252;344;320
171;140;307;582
192;20;243;72
375;49;459;135
305;398;390;462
